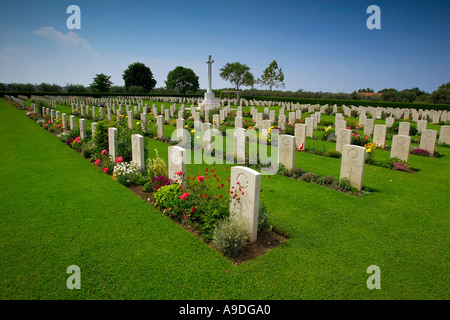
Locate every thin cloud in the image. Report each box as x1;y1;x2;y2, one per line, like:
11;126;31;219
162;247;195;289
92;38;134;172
34;26;97;54
5;47;19;53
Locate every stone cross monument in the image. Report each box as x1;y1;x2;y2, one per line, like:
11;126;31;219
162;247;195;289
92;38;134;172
199;55;220;110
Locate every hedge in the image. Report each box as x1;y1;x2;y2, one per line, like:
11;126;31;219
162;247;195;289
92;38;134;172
1;91;449;111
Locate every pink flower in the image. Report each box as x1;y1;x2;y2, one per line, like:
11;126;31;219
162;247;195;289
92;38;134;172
197;176;206;182
116;156;123;163
352;133;355;136
365;137;369;140
356;134;360;138
94;159;100;165
103;167;108;173
414;139;417;142
101;149;108;155
56;124;61;128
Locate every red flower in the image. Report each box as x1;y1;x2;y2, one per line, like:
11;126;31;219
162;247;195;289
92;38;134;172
219;195;223;198
176;171;182;176
221;184;224;188
197;176;205;182
116;156;123;163
103;167;108;173
101;149;108;155
214;174;217;177
192;207;196;213
180;192;190;200
180;185;183;189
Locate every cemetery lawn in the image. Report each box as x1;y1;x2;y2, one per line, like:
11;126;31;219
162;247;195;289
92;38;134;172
1;99;449;300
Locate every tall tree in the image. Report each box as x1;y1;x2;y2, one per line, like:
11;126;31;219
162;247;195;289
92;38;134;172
219;62;255;91
90;73;113;93
257;60;285;91
165;66;200;95
122;62;157;92
430;82;450;104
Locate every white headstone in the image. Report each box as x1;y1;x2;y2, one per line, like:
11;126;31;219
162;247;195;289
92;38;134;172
168;146;186;184
131;134;145;170
278;135;295;171
340;144;366;191
390;135;411;162
230;166;261;242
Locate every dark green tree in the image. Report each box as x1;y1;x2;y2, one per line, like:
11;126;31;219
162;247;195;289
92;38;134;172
90;73;113;93
38;83;62;92
66;83;87;93
219;62;255;91
430;82;450;104
165;66;200;95
257;60;285;91
122;62;157;92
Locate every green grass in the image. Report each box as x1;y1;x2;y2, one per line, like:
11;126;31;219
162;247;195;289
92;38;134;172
1;99;449;300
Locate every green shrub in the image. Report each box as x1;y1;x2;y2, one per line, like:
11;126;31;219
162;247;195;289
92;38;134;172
290;167;303;179
323;175;335;185
137;176;150;186
258;201;272;232
147;149;168;178
81;140;95;159
213;219;249;258
337;177;352;191
143;182;153;193
117;174;130;187
153;183;181;209
117;127;133;162
300;172;318;183
325;150;342;158
277;163;289;176
93;120;113;156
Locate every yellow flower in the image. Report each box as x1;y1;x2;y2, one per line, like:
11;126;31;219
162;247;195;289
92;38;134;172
196;136;200;139
191;129;195;133
366;148;372;153
136;121;140;125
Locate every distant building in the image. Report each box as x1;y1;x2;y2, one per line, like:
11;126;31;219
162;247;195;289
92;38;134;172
358;91;382;97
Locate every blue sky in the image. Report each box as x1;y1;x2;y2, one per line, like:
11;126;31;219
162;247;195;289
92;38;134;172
0;0;449;93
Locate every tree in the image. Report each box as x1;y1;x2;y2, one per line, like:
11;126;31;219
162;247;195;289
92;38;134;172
90;73;113;93
37;83;62;92
257;60;285;91
219;62;255;91
430;82;450;104
66;83;88;93
122;62;157;92
165;66;199;95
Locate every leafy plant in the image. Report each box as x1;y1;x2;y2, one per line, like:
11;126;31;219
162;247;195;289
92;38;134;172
213;218;249;258
258;201;272;232
300;172;318;183
154;183;182;209
290;167;303;179
325;150;342;158
147;149;168;178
